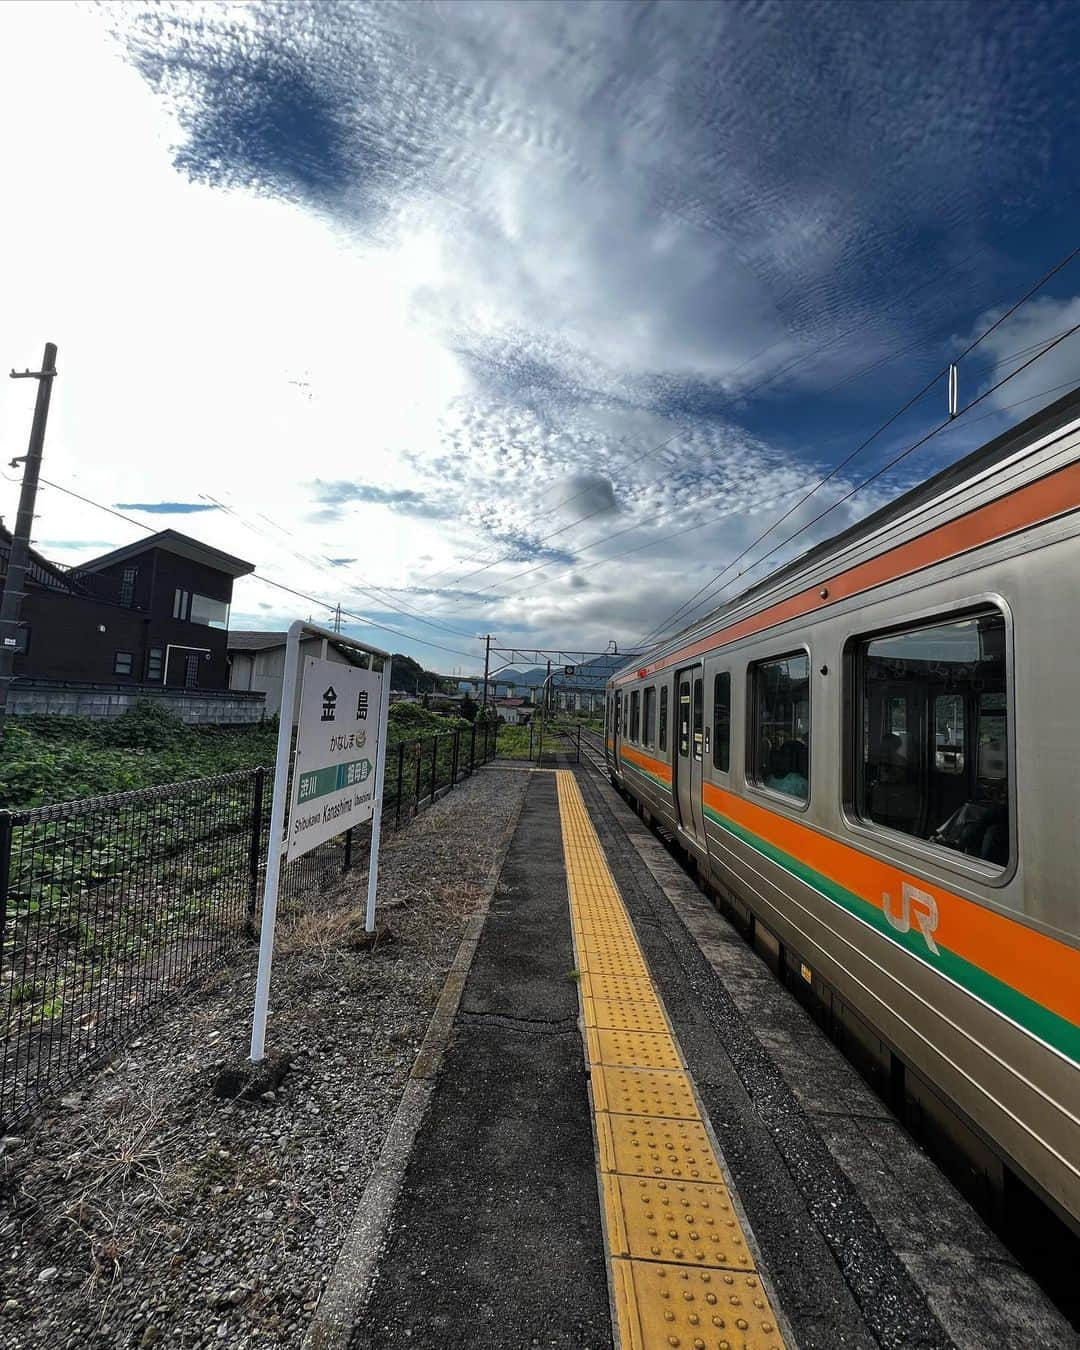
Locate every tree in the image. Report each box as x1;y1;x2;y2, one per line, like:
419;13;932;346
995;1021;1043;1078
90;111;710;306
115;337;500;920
460;692;478;723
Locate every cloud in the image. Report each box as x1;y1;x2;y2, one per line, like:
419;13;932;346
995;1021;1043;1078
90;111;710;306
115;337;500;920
3;2;1077;671
114;501;218;514
308;479;454;522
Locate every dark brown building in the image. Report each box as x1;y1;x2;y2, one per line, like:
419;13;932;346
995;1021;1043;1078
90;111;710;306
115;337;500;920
0;527;254;691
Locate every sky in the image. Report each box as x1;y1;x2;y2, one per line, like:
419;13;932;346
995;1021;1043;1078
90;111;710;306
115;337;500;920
1;0;1079;677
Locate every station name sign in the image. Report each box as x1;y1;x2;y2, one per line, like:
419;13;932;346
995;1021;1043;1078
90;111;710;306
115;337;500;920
287;655;383;863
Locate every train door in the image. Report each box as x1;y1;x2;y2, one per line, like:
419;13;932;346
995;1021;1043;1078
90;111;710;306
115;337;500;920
674;665;707;848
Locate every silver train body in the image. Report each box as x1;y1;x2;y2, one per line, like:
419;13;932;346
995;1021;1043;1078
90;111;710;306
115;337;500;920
605;389;1080;1232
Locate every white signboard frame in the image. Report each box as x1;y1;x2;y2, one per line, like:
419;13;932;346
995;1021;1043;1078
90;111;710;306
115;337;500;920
250;620;392;1062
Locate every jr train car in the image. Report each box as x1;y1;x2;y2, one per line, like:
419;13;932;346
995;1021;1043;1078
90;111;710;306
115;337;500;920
605;387;1080;1238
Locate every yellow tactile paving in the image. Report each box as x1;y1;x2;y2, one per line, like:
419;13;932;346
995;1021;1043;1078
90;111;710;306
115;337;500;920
555;770;788;1350
584;997;671;1033
581;973;658;1004
587;1025;685;1073
612;1262;785;1350
603;1176;755;1270
591;1066;701;1120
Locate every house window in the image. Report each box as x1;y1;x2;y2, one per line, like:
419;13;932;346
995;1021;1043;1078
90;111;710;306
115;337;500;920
630;690;641;742
173;589;190;620
146;647;163;682
750;652;810;801
184;652;200;688
120;566;138;607
189;593;229;629
114;651;134;676
642;686;656;747
713;672;731;772
659;686;668;752
853;609;1009;867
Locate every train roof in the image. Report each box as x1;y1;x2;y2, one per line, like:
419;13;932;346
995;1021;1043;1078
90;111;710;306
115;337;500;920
622;382;1080;676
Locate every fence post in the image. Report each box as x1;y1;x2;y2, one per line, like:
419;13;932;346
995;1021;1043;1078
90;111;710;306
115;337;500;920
413;737;422;815
529;722;534;761
0;810;12;952
342;827;353;874
470;722;477;772
395;741;405;829
247;768;265;934
577;724;582;764
451;728;460;786
430;734;439;804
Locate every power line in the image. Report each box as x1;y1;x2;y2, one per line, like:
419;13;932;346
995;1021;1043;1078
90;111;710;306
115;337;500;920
423;247;1015;598
638;244;1080;646
29;477;484;661
199;491;483;642
645;319;1080;646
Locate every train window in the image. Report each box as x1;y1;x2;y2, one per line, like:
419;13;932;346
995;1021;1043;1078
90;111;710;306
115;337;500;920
659;686;669;752
630;689;641;742
692;676;704;761
713;672;731;772
750;653;810;801
854;610;1009;867
643;686;656;747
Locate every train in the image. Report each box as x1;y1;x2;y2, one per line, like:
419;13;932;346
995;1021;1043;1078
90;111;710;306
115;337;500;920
604;386;1080;1241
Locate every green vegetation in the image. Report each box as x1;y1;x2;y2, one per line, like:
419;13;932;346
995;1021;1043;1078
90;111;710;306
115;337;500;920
0;701;482;812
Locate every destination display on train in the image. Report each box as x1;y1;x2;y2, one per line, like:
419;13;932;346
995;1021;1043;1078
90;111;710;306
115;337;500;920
287;655;383;863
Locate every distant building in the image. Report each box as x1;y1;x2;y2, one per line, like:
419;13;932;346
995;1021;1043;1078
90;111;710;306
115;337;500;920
227;631;371;718
495;697;532;725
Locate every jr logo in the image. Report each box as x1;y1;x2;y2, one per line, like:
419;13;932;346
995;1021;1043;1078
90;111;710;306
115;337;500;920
882;882;941;955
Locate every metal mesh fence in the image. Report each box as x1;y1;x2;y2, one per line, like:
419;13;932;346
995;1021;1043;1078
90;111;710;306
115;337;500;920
0;721;498;1129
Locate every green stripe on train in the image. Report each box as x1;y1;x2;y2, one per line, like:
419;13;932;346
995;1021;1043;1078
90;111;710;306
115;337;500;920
703;803;1080;1066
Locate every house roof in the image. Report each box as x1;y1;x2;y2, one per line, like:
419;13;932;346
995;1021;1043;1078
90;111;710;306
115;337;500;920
228;630;368;665
78;529;254;579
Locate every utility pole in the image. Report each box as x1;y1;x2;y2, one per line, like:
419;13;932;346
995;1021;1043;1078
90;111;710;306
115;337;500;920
545;658;552;716
481;633;492;710
0;343;58;737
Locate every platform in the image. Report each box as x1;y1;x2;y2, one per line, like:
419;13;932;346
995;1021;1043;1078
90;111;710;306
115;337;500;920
337;765;1076;1350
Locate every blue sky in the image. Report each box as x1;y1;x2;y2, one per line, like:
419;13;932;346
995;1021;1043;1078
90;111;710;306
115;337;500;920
1;0;1078;673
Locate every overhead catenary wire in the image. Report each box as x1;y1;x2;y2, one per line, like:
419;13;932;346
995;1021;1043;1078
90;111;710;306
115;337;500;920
422;246;1020;595
643;317;1080;647
638;244;1080;647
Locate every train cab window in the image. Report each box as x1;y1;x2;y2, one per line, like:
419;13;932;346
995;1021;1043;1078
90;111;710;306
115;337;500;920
854;610;1009;867
713;672;731;773
659;686;669;752
750;653;810;801
630;690;641;742
642;686;656;747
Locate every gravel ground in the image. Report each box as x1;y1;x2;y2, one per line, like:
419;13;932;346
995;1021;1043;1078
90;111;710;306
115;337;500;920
0;767;527;1350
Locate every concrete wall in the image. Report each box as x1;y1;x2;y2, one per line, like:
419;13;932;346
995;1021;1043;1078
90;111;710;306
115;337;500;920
8;680;266;726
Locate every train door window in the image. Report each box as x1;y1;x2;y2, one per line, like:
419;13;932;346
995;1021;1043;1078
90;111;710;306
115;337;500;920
630;690;641;742
678;679;691;756
692;676;704;760
643;686;656;747
713;672;731;773
853;609;1009;868
750;652;810;801
659;686;669;752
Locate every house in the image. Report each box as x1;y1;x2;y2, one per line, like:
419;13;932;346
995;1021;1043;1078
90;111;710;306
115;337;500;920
495;697;532;726
227;631;371;718
0;526;263;722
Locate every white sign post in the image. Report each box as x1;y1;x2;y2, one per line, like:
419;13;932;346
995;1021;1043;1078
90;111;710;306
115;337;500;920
250;620;391;1062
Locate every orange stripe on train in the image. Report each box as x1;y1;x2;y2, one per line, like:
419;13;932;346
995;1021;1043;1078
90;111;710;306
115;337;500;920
619;460;1080;684
701;782;1080;1031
